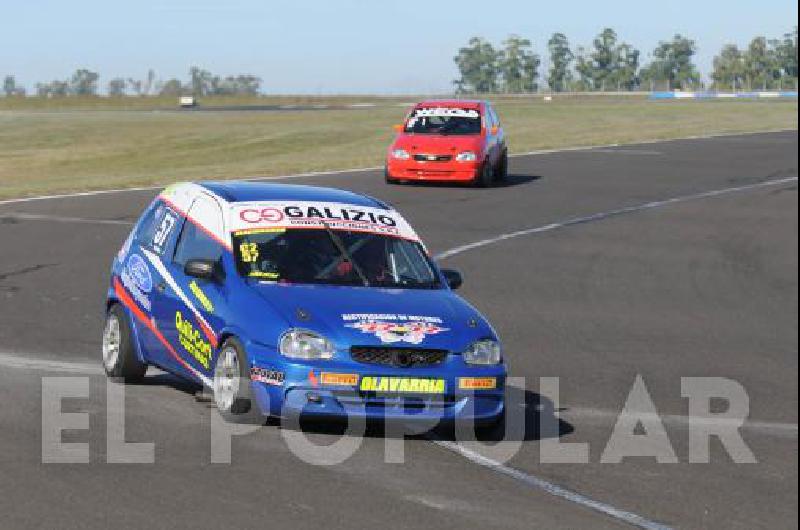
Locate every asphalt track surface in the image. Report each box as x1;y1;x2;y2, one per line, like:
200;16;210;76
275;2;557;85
0;130;797;529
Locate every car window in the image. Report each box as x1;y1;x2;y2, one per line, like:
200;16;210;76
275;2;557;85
173;196;224;266
232;228;441;289
135;202;160;244
137;201;181;256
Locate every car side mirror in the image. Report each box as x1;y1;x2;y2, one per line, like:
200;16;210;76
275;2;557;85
393;124;404;132
441;269;463;290
185;259;218;281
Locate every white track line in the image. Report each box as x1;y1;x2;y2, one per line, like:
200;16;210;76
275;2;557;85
0;352;101;374
0;212;134;226
430;438;672;530
435;176;798;261
0;185;163;207
0;129;793;207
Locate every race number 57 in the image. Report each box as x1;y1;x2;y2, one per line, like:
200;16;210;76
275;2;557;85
153;211;178;253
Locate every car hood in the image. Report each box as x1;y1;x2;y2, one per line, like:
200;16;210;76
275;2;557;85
249;282;495;351
393;134;483;155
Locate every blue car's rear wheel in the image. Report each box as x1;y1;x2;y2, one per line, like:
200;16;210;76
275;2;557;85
213;337;262;423
102;304;147;383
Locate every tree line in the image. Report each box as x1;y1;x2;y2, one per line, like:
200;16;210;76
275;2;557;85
2;29;796;97
454;27;798;93
1;67;262;97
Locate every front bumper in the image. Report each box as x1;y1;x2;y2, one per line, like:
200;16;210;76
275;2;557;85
249;355;506;424
386;158;479;182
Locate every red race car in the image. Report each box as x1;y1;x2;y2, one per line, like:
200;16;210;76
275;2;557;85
385;99;507;187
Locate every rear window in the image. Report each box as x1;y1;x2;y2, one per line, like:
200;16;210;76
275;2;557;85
136;201;181;256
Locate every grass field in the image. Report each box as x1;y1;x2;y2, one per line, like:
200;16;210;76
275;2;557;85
0;96;796;200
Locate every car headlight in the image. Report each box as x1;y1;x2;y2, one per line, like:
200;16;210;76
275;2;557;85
279;329;334;360
391;148;410;160
463;339;501;365
456;151;477;162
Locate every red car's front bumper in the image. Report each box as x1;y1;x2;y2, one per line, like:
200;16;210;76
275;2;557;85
386;159;480;182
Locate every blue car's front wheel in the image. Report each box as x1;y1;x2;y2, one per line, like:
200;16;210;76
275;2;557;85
213;337;262;424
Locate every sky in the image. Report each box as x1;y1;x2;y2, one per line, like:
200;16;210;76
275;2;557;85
1;0;797;94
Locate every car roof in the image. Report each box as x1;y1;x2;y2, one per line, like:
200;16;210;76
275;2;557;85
197;181;390;209
415;99;483;109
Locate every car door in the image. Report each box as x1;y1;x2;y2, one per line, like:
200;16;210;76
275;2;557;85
129;199;185;372
482;103;495;166
149;194;228;383
485;104;503;167
490;105;506;157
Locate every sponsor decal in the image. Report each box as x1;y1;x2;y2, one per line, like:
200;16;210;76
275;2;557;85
189;280;214;313
127;254;153;293
175;311;212;369
240;207;284;224
239;205;395;227
342;313;448;345
320;373;359;386
233;227;286;237
247;271;280;280
458;377;497;390
359;376;446;394
308;370;319;387
412;107;479;118
407;107;480;128
119;253;152;311
250;366;285;386
231;201;420;242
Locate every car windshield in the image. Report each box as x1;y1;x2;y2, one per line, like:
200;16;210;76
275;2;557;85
232;228;441;289
404;107;481;135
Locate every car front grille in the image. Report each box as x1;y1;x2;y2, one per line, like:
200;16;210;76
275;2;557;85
350;346;448;368
413;154;452;162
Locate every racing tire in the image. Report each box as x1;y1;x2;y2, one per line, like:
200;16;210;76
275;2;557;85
213;337;262;424
494;151;508;183
475;412;504;434
473;161;494;188
102;304;147;383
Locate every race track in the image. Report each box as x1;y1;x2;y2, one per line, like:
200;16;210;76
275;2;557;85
0;130;796;529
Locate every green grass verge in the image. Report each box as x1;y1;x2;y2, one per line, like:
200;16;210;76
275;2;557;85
0;96;796;200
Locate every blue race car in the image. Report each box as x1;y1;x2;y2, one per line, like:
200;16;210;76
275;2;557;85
103;181;506;425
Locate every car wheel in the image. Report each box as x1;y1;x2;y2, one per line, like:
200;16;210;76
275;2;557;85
213;338;262;423
473;161;494;188
495;151;508;182
102;304;147;383
476;412;504;433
